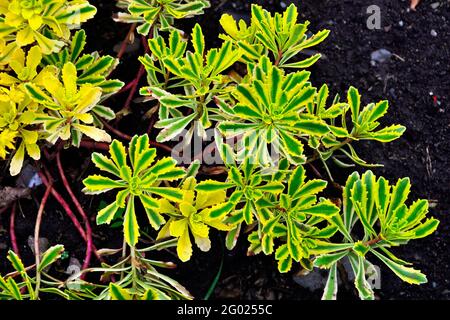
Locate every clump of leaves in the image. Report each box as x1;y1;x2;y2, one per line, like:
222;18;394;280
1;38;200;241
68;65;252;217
140;24;242;142
0;86;40;175
115;0;210;36
220;4;329;68
0;246;65;300
216;56;328;165
317;170;439;300
156;176;234;262
24;62;112;146
43;30;124;100
83;134;186;246
0;0;97;54
307;85;406;169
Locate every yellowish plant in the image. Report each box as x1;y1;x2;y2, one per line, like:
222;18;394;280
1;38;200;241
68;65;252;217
0;0;97;54
24;62;111;146
156;177;234;262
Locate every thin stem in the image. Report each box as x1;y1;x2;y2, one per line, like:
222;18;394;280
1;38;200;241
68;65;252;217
9;202;20;256
56;152;93;275
101;119;132;140
34;183;53;299
117;23;137;60
79;140;110;152
117;64;146;118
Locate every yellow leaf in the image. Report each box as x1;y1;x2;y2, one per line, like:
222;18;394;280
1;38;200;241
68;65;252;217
16;27;34;47
28;15;43;30
169;219;188;237
177;228;193;262
220;14;239;39
157;199;178;214
75;86;102;113
10;142;24;176
26;46;42;71
195;190;227;209
62;62;78;97
72;124;111;142
179;202;196;217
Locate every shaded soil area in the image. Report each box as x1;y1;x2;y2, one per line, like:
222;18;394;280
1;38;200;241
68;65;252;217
1;0;449;300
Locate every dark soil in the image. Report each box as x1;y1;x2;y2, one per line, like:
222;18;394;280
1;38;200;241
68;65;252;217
1;0;449;300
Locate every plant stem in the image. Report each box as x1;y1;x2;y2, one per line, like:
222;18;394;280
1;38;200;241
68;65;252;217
9;202;20;256
79;140;110;151
117;23;137;60
38;168;102;263
364;235;383;247
79;138;173;153
101;119;132;140
56;152;93;275
34;183;53;299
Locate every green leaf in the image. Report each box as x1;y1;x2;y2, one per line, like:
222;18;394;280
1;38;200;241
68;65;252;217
371;250;427;285
314;250;349;269
353;255;375;300
38;245;65;273
321;263;338;300
195;180;234;192
83;175;126;192
109;283;132;300
145;187;184;202
110;140;127;168
97;201;121;225
123;196;139;246
348;86;360;125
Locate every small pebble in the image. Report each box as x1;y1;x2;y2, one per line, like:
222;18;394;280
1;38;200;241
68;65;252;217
371;48;392;64
431;2;440;9
280;1;287;9
431;29;438;37
399;20;404;27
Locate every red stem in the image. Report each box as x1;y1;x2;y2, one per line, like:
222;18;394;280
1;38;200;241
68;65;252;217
38;168;103;263
56;152;93;274
80;137;172;153
117;23;137;60
34;183;53;271
9;202;20;256
79;140;110;152
101;119;132;141
117;79;137;94
123;64;146;113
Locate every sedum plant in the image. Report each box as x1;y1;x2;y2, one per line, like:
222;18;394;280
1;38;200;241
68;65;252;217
0;0;96;54
318;171;439;300
156;176;234;262
24;62;112;146
115;0;210;36
140;24;242;142
0;246;65;300
82;134;187;246
0;0;441;302
220;4;329;68
0;3;122;176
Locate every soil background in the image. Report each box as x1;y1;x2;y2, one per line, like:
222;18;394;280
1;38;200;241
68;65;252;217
1;0;449;300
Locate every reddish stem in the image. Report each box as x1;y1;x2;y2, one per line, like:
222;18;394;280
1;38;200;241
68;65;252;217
56;152;93;274
79;140;110;152
117;23;137;60
9;202;20;256
34;183;53;272
101;119;132;141
38;168;102;263
80;137;172;153
123;64;146;114
117;79;137;95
